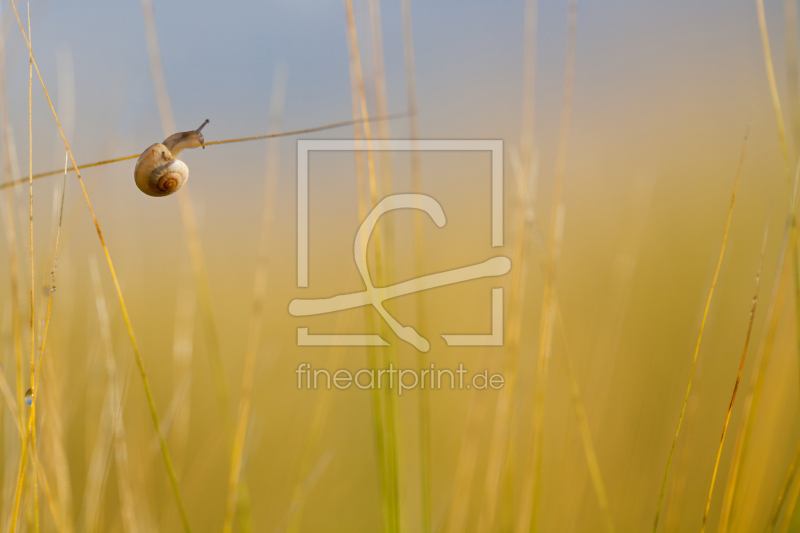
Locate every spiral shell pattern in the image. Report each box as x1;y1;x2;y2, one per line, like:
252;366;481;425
134;143;189;197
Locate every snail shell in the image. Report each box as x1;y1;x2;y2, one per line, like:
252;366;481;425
134;120;209;197
134;144;189;197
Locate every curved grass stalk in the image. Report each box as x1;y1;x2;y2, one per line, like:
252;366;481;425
700;216;770;532
651;121;750;533
3;1;192;530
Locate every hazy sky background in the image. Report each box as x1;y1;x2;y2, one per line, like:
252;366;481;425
1;0;774;172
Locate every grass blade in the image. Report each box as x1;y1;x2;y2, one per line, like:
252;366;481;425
700;214;770;532
651;120;750;533
3;1;193;530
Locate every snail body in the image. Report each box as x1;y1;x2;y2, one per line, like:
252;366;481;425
134;120;209;197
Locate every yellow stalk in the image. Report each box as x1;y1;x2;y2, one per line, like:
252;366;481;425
0;363;62;533
721;3;800;530
756;0;800;404
717;237;789;531
700;216;770;532
343;2;401;532
25;6;38;531
342;8;392;530
651;121;750;533
365;2;405;529
3;1;192;530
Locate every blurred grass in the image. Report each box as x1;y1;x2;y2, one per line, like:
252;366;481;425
2;0;800;532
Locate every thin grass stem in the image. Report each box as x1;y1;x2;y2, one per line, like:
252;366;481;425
719;5;800;528
718;222;790;533
700;214;770;532
3;1;192;530
25;6;38;531
0;113;406;191
651;120;750;533
342;9;392;530
343;2;401;532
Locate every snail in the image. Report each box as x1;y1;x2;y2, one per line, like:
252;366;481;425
134;119;209;197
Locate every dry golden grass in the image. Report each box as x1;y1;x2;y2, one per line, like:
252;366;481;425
4;1;800;532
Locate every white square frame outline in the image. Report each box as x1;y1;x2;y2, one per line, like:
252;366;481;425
296;139;504;288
